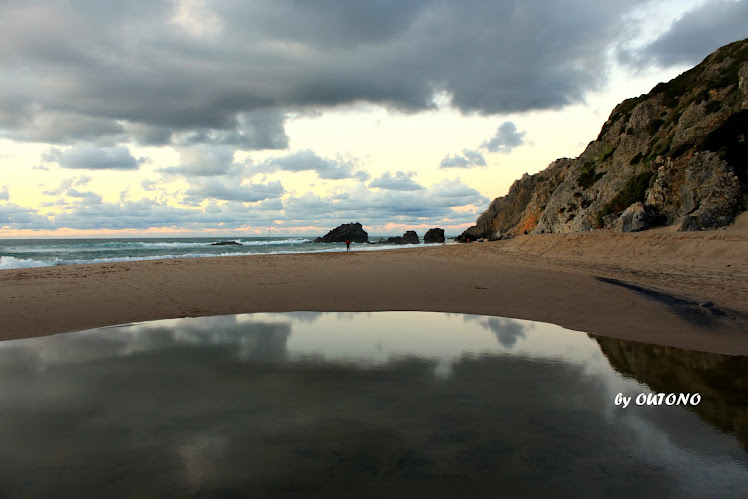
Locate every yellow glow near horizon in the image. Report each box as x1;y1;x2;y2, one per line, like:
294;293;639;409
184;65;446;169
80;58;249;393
0;60;692;238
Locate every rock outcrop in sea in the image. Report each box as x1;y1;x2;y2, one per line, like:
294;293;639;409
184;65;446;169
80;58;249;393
424;228;445;243
314;223;369;243
379;230;420;244
459;38;748;241
211;241;242;246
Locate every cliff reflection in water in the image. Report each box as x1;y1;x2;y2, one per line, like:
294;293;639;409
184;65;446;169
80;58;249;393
594;335;748;453
0;312;746;498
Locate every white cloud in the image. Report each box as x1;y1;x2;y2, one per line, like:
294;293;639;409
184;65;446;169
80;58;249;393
250;149;369;180
50;198;268;231
160;146;242;177
184;179;285;203
65;189;103;205
368;171;424;191
141;179;159;191
282;178;487;227
44;145;144;170
42;177;94;196
0;202;52;229
481;122;526;153
440;149;487;169
2;175;485;232
42;178;76;196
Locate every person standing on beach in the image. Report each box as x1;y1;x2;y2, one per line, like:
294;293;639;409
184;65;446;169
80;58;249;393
346;240;351;252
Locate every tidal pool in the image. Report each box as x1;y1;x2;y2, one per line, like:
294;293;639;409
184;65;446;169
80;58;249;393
0;312;746;497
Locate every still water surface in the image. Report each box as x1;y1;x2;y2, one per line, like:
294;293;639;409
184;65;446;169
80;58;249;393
0;312;746;497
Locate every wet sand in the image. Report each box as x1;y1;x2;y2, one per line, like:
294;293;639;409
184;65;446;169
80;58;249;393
2;214;747;354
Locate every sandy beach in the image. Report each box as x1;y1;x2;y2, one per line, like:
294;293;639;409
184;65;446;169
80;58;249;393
2;214;747;355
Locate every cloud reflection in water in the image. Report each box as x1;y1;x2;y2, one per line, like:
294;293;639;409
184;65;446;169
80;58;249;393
0;312;745;498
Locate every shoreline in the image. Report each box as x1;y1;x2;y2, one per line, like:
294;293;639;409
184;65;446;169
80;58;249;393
0;238;455;271
2;224;747;355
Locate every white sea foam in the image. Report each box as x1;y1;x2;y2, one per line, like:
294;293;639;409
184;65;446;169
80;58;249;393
131;238;310;248
2;246;113;254
1;238;312;254
134;241;233;248
0;256;58;269
236;238;310;246
0;240;444;270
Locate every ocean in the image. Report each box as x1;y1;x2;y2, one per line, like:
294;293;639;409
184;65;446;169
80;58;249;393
0;236;449;270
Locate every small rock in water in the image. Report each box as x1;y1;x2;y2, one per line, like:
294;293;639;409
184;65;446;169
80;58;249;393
699;301;714;308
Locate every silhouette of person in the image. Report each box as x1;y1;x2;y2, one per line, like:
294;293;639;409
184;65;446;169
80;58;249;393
346;239;350;251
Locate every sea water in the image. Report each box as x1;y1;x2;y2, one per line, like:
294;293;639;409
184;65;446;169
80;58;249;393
0;312;745;497
0;236;446;270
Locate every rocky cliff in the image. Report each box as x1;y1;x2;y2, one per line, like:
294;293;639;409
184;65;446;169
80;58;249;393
460;38;748;241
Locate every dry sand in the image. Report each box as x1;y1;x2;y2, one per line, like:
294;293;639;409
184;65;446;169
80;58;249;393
2;213;747;354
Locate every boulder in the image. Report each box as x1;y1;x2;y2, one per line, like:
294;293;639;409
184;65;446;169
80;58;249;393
456;225;483;243
424;228;445;243
612;202;650;232
400;230;419;244
381;230;420;244
313;223;369;243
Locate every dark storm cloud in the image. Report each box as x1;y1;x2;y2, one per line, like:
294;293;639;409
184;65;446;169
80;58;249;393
45;145;144;170
250;150;369;180
126;124;174;147
169;110;290;150
368;171;425;191
481;122;526;153
0;0;649;148
5;112;126;145
621;0;748;68
440;149;487;169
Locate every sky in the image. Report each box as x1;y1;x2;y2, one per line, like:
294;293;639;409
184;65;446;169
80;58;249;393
1;0;746;238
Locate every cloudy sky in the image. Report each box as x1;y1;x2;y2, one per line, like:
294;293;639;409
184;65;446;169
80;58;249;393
1;0;746;237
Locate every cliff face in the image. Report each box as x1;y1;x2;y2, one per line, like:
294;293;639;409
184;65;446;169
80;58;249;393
461;38;748;241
